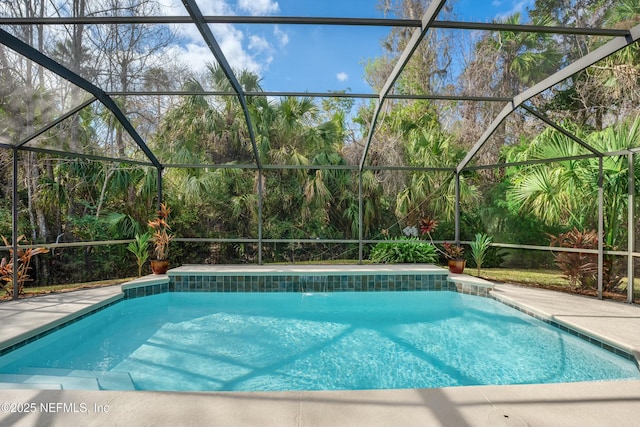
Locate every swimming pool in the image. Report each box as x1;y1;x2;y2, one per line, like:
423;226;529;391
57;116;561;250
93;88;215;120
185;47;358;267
0;291;637;391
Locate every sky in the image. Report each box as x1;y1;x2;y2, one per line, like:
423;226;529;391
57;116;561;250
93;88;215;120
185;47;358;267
164;0;535;94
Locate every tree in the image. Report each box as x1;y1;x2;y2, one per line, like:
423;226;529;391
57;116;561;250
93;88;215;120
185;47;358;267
87;0;175;157
374;0;453;95
531;0;640;128
506;116;640;290
395;126;478;224
254;95;346;242
456;12;561;167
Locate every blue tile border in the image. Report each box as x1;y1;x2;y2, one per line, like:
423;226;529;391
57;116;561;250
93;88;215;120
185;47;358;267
122;272;453;298
493;294;638;365
124;281;169;300
0;298;122;357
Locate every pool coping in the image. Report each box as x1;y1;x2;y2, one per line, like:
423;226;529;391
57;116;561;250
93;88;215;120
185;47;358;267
490;284;640;368
493;291;639;364
0;288;124;356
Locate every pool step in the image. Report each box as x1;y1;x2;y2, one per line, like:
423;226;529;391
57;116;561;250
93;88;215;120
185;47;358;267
18;368;136;390
0;373;99;390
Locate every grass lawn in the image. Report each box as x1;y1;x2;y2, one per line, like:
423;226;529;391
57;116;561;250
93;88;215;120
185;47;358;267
470;268;567;287
1;277;134;300
470;267;640;301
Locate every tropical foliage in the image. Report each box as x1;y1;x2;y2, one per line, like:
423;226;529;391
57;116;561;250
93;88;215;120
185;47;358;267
370;238;438;264
128;233;151;277
470;233;493;276
0;236;49;296
0;0;638;300
148;204;173;261
549;228;600;290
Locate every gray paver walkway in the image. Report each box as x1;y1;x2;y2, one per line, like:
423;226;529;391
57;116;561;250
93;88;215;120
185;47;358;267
0;271;638;426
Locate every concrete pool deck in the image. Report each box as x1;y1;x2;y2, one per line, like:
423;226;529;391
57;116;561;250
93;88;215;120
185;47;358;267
0;266;638;426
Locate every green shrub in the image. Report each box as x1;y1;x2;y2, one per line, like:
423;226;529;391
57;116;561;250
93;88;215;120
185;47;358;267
470;233;492;276
127;233;151;277
369;237;438;264
549;228;598;290
467;246;505;269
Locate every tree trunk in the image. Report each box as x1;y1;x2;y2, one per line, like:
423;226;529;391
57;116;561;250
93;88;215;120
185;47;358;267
95;165;114;219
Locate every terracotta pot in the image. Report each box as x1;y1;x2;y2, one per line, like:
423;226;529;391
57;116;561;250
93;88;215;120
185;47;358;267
447;259;465;274
150;259;169;274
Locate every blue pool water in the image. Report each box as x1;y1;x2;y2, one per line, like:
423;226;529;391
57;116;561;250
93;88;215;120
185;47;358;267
0;291;638;391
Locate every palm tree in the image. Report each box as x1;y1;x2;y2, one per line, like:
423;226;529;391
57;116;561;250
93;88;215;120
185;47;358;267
506;125;591;225
395;127;478;224
507;116;640;290
606;0;640;27
254;96;347;242
482;12;562;95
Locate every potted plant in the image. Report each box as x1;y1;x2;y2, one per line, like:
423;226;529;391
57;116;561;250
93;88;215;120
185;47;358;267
148;203;173;274
419;217;465;273
443;241;465;274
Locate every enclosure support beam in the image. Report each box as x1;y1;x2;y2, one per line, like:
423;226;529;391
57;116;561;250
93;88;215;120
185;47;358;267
13;145;154;167
258;170;264;265
358;172;364;264
454;171;461;245
181;0;262;171
456;103;514;173
12;148;19;301
15;98;98;148
358;0;447;172
628;152;635;303
108;90;513;102
520;105;601;156
157;168;163;211
0;29;162;170
457;23;640;173
0;16;631;38
597;157;604;300
515;24;640;106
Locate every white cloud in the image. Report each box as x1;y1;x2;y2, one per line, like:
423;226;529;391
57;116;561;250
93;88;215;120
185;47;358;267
273;26;289;48
495;0;534;20
248;35;274;67
249;35;270;53
157;0;280;79
163;43;213;77
337;72;349;82
167;27;263;76
216;25;263;73
238;0;279;15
